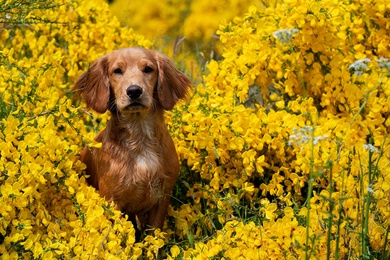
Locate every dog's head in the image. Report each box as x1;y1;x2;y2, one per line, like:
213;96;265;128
73;48;191;114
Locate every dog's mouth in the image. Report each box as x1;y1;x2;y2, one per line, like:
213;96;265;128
123;102;147;111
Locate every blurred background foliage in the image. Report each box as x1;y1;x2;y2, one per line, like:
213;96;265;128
105;0;281;80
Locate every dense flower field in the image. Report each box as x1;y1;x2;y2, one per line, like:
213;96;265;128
1;0;390;259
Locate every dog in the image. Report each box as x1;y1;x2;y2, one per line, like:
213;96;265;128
73;48;191;232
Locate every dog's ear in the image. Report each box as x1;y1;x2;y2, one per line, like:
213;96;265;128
73;56;110;113
155;53;192;110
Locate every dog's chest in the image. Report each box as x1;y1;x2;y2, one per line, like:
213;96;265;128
99;123;167;213
119;146;164;211
134;148;160;175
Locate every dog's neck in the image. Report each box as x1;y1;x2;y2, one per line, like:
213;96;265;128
106;109;165;147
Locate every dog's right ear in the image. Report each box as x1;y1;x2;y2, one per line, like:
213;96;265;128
155;53;192;110
72;56;110;113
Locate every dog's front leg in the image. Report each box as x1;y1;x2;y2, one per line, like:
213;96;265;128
146;194;171;232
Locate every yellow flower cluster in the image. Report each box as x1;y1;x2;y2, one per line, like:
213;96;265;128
0;0;164;259
1;0;390;259
166;0;390;258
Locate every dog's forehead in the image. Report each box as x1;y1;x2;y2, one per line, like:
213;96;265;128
110;48;155;65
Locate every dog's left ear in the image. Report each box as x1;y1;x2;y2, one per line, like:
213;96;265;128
155;53;192;110
72;56;110;113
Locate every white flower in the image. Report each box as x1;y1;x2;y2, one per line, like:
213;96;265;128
376;57;390;71
313;135;328;146
288;126;311;146
348;58;371;76
289;126;328;148
273;28;300;43
363;143;379;153
367;184;375;194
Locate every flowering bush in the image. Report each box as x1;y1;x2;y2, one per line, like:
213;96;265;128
1;0;390;259
168;0;390;258
0;0;160;259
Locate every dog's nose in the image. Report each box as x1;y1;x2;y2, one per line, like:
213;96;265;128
126;85;143;99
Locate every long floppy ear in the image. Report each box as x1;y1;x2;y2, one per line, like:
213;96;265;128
155;53;192;110
72;56;110;113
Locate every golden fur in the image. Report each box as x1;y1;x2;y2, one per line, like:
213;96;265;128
73;48;191;230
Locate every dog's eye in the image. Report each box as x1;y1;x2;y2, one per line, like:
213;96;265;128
143;66;153;73
113;68;123;75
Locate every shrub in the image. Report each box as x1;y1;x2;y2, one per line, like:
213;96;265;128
0;0;389;259
0;0;159;259
168;0;390;258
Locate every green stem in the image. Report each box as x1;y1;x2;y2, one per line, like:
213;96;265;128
305;128;315;260
326;161;333;260
362;138;373;259
335;170;344;260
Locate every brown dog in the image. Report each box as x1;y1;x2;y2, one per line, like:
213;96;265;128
73;48;191;231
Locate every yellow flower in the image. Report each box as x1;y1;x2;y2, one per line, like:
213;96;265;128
264;203;278;221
